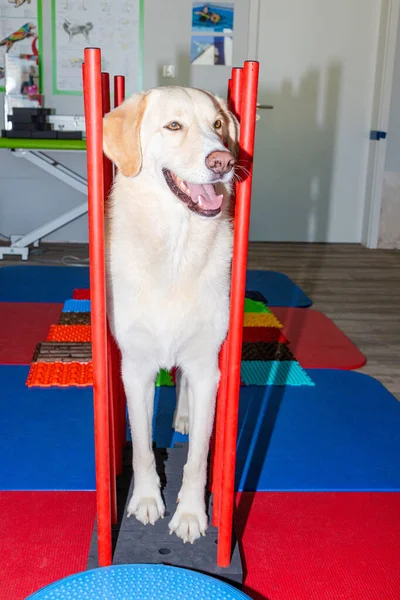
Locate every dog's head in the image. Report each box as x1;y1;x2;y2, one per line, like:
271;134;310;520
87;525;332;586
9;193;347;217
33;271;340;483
103;86;239;218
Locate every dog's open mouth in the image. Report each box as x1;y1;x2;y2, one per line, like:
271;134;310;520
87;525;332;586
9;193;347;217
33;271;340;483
163;168;223;217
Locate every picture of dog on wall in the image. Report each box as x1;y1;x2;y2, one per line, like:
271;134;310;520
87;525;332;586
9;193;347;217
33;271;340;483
62;19;93;43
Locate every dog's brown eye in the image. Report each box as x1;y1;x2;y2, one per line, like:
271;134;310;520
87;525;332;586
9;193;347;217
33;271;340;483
214;119;222;130
165;122;181;131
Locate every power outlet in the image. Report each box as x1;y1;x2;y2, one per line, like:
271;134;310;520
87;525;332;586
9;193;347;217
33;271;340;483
162;65;175;78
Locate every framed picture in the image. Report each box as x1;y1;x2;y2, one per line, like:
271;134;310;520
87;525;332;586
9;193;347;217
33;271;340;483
192;2;234;34
5;53;39;96
190;35;233;66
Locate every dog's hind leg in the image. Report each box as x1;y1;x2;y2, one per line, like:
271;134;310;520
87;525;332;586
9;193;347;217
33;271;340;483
173;368;189;435
169;348;220;543
121;353;165;525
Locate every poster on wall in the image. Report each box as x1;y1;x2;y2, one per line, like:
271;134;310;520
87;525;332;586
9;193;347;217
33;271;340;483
0;0;42;92
52;0;142;95
191;2;234;33
190;34;232;66
190;2;234;66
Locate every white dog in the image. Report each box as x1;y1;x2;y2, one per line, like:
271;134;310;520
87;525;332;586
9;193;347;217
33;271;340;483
103;86;238;544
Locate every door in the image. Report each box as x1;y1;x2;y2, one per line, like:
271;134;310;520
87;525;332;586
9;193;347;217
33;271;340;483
362;0;400;248
250;0;381;242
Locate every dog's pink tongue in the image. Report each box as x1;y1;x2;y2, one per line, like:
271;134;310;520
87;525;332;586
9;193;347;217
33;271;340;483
186;183;223;210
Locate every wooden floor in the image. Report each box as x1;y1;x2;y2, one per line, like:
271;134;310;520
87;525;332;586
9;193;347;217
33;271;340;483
248;242;400;398
1;241;399;398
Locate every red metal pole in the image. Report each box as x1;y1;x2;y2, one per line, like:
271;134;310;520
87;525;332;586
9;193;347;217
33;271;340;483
230;67;244;119
212;67;244;528
83;47;112;567
211;339;229;526
101;72;113;195
113;75;127;452
109;327;123;477
217;61;259;568
119;373;127;448
101;71;118;525
227;78;232;106
107;325;118;523
114;75;125;108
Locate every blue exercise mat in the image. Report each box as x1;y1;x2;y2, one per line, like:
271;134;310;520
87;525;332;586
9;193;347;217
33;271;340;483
4;366;397;492
246;270;312;307
151;370;400;491
0;366;95;491
0;266;311;307
236;369;400;491
0;266;89;303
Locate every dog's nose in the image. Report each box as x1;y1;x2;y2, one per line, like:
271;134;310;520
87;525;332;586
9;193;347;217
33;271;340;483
205;150;236;175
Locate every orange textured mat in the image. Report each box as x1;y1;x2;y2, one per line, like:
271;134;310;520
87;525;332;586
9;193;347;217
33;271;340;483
46;325;92;343
26;362;93;387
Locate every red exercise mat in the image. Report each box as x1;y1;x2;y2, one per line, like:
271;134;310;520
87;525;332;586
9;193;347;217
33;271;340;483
272;307;366;369
73;288;90;299
0;303;63;365
236;492;400;600
0;491;96;600
242;326;288;344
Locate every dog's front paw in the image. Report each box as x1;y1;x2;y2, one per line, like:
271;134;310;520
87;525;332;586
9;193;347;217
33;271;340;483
127;491;165;525
168;502;208;543
173;414;189;435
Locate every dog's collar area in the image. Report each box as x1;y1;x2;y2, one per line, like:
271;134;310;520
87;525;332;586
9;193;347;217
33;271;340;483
162;168;223;218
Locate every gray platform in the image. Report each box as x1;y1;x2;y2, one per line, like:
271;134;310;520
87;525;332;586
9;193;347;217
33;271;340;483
87;444;243;587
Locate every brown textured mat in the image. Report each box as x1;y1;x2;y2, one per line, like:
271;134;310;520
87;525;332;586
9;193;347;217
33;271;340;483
32;342;92;363
256;342;295;361
242;342;295;362
59;312;91;325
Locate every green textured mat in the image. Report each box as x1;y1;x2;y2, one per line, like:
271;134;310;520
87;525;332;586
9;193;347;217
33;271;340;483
244;298;271;313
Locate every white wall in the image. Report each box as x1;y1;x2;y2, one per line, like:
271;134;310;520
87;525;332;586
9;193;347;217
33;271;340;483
0;0;249;244
379;9;400;248
3;0;396;247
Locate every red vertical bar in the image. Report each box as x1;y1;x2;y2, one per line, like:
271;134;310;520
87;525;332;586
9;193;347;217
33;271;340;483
212;66;244;528
119;373;127;448
211;339;229;526
101;72;113;195
103;71;123;485
230;67;244;119
101;72;118;525
113;75;127;453
217;61;259;568
227;78;232;106
109;328;123;477
107;324;118;523
82;47;112;567
114;75;125;108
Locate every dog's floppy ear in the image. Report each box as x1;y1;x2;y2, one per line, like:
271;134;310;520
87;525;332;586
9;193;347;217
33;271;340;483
103;92;148;178
213;95;240;158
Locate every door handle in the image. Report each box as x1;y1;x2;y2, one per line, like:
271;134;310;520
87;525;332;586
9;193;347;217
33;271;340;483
257;104;274;109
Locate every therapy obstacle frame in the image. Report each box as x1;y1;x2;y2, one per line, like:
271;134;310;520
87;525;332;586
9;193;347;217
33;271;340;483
82;47;259;570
